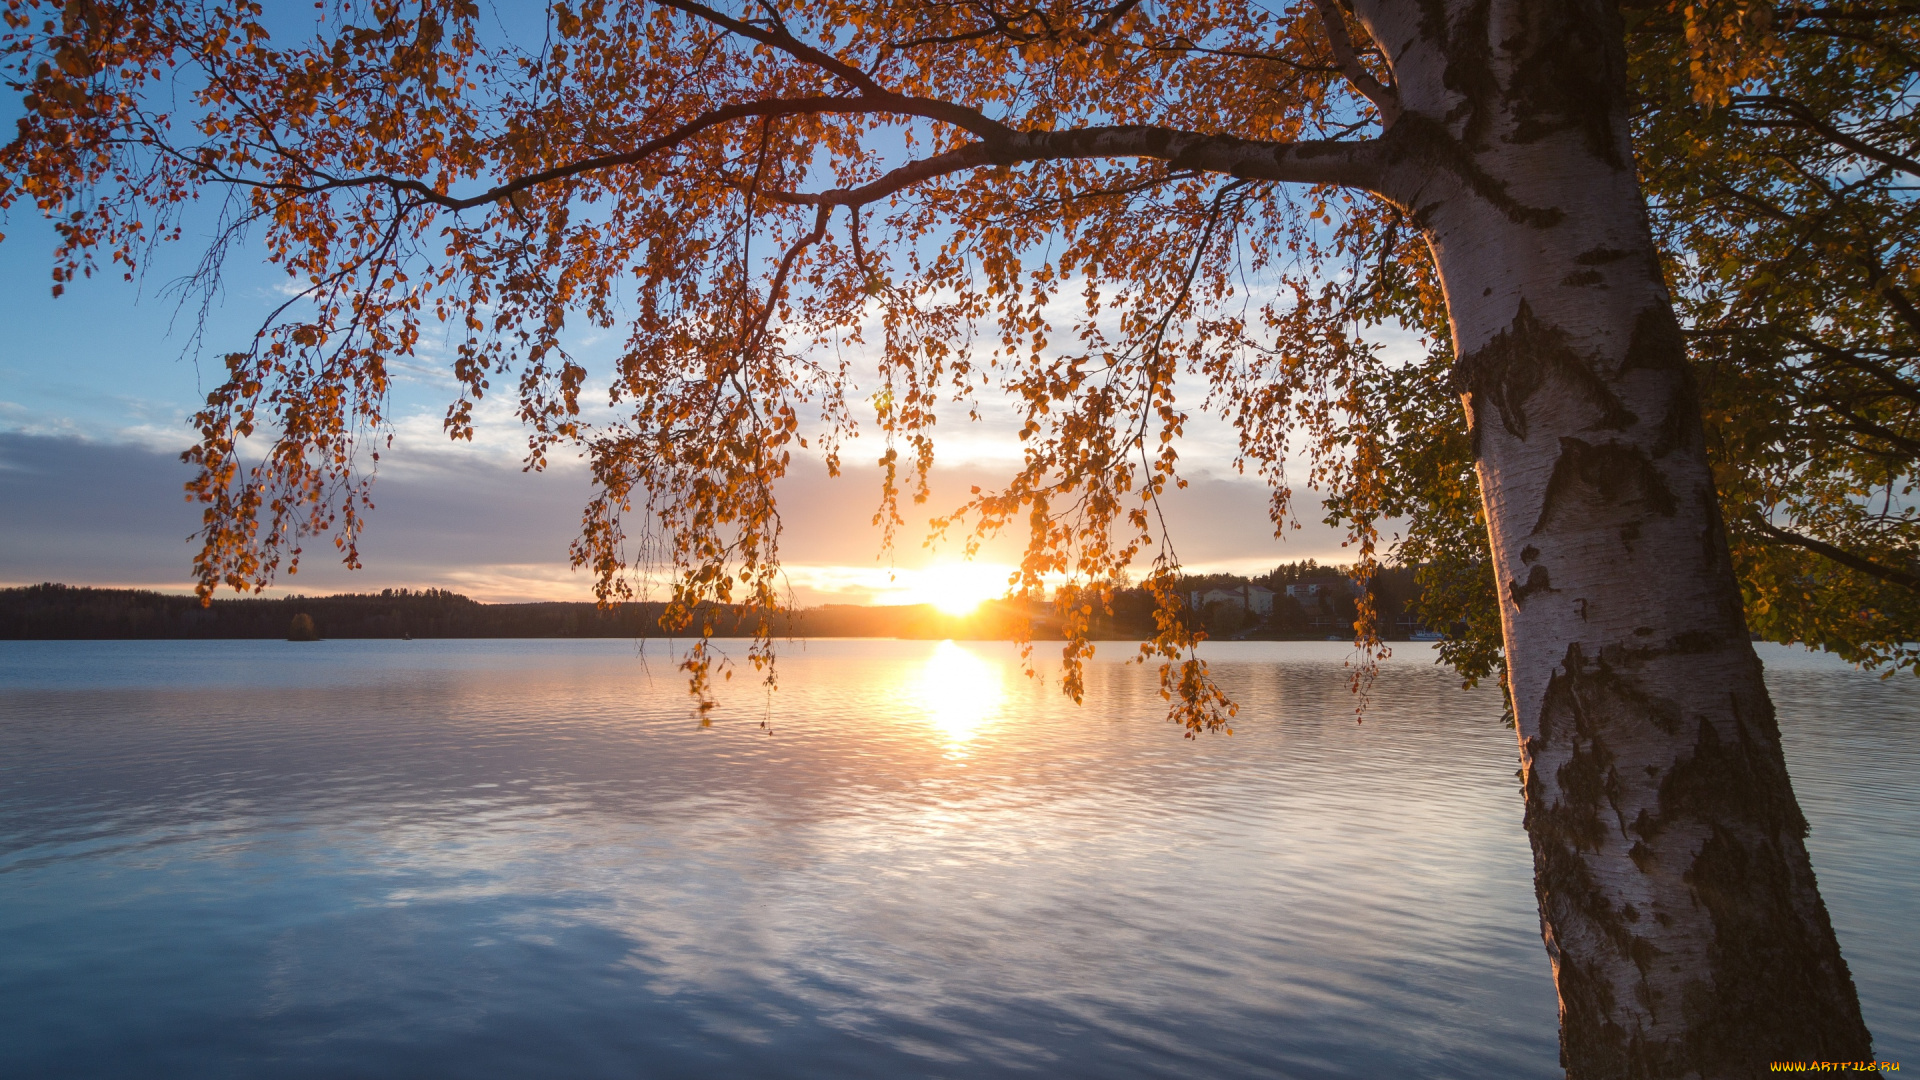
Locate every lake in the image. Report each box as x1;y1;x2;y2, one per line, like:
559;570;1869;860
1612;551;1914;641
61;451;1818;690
0;639;1912;1078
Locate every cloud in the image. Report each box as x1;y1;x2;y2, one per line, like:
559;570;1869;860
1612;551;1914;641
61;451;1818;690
0;400;87;441
0;431;589;600
0;431;1365;605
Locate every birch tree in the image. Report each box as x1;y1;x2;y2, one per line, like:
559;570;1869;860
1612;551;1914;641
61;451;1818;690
1397;1;1919;691
1;0;1884;1072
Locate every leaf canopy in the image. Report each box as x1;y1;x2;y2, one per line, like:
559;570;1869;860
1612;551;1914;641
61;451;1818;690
3;0;1912;727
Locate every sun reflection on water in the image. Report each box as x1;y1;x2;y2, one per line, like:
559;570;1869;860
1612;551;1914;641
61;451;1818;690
914;640;1005;743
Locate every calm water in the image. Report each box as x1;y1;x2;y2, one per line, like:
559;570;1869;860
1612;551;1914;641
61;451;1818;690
0;639;1912;1078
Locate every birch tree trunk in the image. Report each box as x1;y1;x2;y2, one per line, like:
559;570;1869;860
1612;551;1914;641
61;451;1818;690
1356;0;1874;1072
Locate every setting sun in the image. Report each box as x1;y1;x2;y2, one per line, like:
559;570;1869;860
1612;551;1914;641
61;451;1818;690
912;562;1015;617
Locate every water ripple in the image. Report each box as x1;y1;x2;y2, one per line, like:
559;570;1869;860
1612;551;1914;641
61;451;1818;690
0;639;1910;1078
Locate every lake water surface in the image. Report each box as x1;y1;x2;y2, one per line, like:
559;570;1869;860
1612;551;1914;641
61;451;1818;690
1;639;1913;1078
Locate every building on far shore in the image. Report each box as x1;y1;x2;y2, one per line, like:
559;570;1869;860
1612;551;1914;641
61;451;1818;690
1190;584;1275;617
1282;580;1362;600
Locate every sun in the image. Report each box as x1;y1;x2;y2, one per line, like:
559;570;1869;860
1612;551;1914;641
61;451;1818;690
916;562;1013;617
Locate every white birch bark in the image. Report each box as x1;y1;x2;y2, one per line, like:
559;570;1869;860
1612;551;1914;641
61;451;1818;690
1348;0;1873;1073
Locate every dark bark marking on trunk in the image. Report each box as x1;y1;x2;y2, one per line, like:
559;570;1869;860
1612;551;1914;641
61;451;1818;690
1654;714;1805;862
1453;300;1634;442
1668;630;1721;655
1530;788;1642;1076
1417;0;1624;167
1523;640;1869;1074
1697;475;1744;598
1529;642;1681;1072
1510;563;1556;604
1575;245;1634;265
1648;714;1874;1067
1621;305;1687;375
1550;945;1634;1078
1501;0;1626;166
1656;374;1702;457
1593;632;1731;674
1381;114;1563;227
1622;304;1706;460
1416;0;1497;145
1687;824;1872;1067
1560;269;1606;287
1415;0;1625;177
1531;437;1676;535
1536;644;1652;851
1542;642;1682;761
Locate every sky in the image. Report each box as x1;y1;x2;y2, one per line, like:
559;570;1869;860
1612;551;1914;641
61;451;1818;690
0;113;1367;610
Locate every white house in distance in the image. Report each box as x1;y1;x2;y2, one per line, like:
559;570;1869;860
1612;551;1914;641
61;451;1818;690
1281;580;1363;600
1189;584;1275;616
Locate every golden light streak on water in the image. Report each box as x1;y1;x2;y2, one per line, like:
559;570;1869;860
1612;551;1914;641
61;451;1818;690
913;640;1006;744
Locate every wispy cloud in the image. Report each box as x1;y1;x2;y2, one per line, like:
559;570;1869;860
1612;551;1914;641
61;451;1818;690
1;421;1369;606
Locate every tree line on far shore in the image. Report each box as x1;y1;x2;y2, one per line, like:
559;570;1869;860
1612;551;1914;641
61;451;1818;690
0;562;1429;642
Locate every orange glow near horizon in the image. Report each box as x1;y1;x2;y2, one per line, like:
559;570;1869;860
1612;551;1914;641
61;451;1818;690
909;561;1016;617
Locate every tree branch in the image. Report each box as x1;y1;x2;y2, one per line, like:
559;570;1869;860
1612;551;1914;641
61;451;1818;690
189;2;1389;214
1812;401;1920;460
1751;518;1920;593
756;127;1380;207
1309;0;1400;126
200;95;886;211
1729;94;1920;177
1784;331;1920;406
654;0;1016;140
739;204;832;365
237;105;1378;219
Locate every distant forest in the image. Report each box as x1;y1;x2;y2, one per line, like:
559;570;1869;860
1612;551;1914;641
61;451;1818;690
1;562;1431;642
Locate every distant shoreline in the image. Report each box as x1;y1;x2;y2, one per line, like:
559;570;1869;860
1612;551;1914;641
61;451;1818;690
0;583;1030;642
1;581;1424;643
